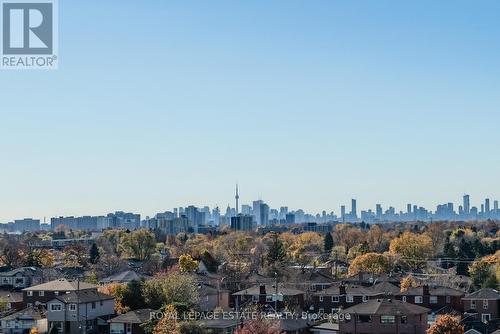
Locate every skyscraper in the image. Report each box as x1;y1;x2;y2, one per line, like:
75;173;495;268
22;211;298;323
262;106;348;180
494;200;499;212
351;199;357;219
463;194;470;215
485;198;490;214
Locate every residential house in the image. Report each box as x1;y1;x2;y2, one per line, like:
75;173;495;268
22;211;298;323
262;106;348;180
0;290;23;312
339;298;430;334
233;284;305;312
312;284;382;314
395;284;465;320
462;288;499;333
109;308;153;334
198;282;230;312
0;307;47;334
22;278;97;309
100;271;142;285
46;289;115;334
0;267;44;289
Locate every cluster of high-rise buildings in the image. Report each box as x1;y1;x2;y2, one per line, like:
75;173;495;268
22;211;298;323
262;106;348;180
1;189;499;234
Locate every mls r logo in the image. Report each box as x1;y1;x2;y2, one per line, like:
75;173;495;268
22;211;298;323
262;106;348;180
2;1;53;54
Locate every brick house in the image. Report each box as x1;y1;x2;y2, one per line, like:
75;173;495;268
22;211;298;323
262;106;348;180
339;298;430;334
312;283;383;314
462;288;499;332
395;285;465;313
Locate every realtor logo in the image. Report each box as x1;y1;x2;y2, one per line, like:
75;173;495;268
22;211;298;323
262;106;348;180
1;0;58;69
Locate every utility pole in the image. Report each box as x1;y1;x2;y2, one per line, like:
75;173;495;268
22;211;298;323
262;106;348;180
274;272;278;315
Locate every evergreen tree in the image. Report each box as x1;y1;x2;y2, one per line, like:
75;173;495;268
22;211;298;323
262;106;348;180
324;233;334;253
122;279;146;310
266;233;286;266
89;243;100;264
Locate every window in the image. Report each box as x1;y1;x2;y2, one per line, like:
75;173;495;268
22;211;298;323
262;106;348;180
266;295;273;302
332;296;339;303
481;314;491;322
319;308;324;314
319;296;323;302
358;315;372;323
27;291;33;296
402;296;407;302
380;315;396;324
252;295;258;302
362;295;368;302
471;300;476;309
69;304;77;311
27;303;32;308
54;291;59;296
401;316;408;324
415;296;423;304
91;302;96;309
483;300;488;310
346;295;354;303
39;291;44;297
446;295;451;303
430;296;437;304
310;285;316;291
51;303;62;311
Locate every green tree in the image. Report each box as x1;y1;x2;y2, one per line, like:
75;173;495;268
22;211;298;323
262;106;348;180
266;233;286;266
89;243;100;264
324;233;334;253
122;279;146;310
142;272;199;310
120;229;157;261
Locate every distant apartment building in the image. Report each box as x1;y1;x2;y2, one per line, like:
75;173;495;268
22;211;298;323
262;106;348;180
157;215;190;235
12;218;40;232
51;211;140;231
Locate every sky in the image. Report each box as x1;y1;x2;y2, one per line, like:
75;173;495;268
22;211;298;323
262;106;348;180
1;0;500;222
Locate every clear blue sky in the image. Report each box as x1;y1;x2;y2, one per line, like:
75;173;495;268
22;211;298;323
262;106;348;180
1;0;500;222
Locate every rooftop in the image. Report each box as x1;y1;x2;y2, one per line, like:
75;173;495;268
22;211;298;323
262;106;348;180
341;298;430;315
23;278;97;292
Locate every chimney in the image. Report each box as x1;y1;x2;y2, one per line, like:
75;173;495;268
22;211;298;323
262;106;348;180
422;285;430;296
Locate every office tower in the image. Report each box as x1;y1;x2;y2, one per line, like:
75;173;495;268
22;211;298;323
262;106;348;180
235;184;239;214
279;206;288;219
485;198;490;213
351;199;357;218
260;203;270;226
340;205;346;222
230;214;254;231
252;200;262;225
241;204;252;215
463;194;470;214
376;204;382;219
407;204;412;215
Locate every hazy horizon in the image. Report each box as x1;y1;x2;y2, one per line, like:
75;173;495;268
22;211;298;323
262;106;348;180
1;0;499;222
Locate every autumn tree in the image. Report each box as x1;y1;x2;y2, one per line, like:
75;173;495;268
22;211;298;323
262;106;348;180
0;239;24;267
98;283;129;314
120;229;157;261
24;247;54;267
63;243;88;267
94;254;128;278
400;275;418;292
153;305;180;334
389;232;433;270
179;254;198;273
426;314;464;334
348;253;389;276
234;318;283;334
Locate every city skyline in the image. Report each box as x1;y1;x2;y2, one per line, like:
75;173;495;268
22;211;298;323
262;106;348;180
1;1;500;222
1;190;499;225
